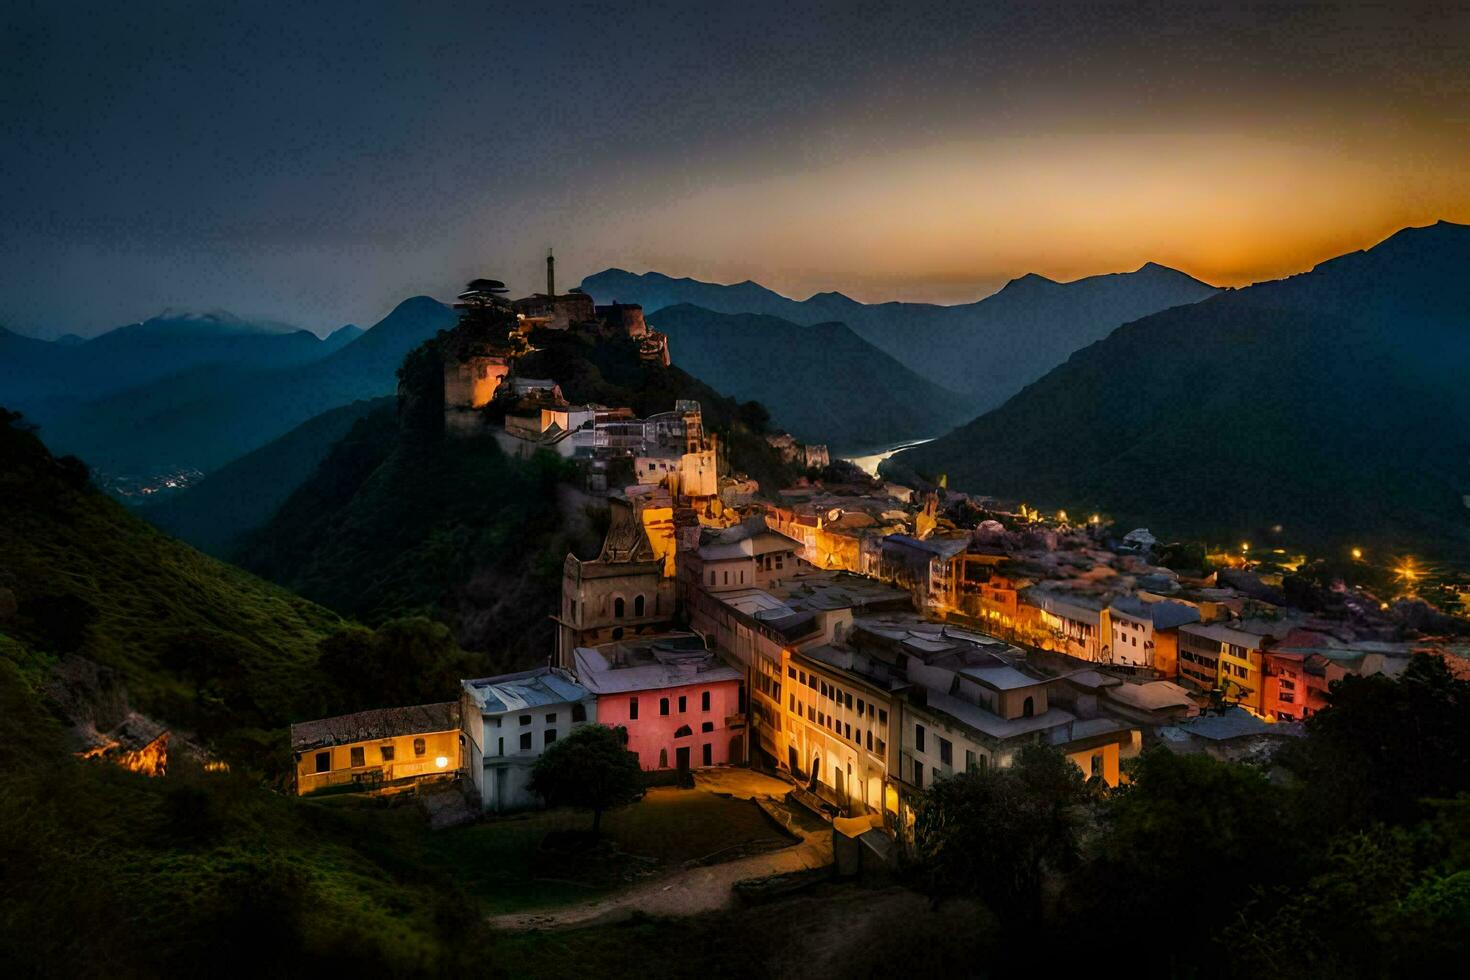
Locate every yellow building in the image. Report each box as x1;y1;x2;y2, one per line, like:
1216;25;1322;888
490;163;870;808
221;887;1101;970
290;702;462;796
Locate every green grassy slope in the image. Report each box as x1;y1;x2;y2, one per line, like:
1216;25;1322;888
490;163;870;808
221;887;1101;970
0;408;341;733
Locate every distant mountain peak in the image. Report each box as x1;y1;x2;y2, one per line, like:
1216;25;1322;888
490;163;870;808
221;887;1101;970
998;272;1058;293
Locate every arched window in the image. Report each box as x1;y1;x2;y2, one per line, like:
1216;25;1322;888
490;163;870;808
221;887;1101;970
614;596;625;618
674;724;692;738
634;594;645;617
1022;696;1035;718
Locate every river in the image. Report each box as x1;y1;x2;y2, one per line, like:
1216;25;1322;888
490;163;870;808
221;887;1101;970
842;437;935;478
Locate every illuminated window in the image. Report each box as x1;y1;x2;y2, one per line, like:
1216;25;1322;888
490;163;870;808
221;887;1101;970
413;738;426;756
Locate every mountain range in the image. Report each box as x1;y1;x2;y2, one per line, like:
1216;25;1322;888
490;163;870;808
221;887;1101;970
645;305;972;452
6;297;456;474
582;263;1219;410
889;221;1470;558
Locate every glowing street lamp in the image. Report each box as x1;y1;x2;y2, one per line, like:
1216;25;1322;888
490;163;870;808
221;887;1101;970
1351;547;1363;561
435;756;450;769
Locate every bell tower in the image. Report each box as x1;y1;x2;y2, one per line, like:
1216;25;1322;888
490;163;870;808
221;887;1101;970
546;248;555;298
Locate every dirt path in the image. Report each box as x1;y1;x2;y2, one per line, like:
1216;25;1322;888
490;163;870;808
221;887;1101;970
487;771;832;931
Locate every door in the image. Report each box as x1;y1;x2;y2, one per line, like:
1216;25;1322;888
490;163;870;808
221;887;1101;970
676;746;691;772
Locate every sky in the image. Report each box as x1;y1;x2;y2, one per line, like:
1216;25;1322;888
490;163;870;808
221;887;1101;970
3;1;1469;338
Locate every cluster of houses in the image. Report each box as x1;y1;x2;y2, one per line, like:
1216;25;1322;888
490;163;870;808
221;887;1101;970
288;266;1468;842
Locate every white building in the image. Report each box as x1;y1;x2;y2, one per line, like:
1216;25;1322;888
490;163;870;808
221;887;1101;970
460;667;597;812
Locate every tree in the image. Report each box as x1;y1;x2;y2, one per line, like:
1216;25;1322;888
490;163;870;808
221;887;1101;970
316;618;473;714
1277;653;1470;830
528;723;641;834
912;745;1088;924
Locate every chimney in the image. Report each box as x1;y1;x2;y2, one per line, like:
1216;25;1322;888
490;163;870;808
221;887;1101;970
546;248;555;297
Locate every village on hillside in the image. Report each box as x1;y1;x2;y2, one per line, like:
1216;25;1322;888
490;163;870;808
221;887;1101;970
193;259;1462;878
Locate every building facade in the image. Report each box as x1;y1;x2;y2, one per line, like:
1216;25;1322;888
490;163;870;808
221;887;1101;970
460;667;597;812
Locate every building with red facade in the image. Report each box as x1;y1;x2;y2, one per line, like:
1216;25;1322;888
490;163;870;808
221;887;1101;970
573;633;744;771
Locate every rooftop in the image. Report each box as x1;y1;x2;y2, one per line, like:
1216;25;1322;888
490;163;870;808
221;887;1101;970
290;702;460;753
574;633;743;694
462;666;590;714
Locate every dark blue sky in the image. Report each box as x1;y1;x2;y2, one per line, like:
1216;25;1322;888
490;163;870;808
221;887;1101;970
4;1;1467;336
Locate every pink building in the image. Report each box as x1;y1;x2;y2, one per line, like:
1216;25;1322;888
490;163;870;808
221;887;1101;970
573;633;745;770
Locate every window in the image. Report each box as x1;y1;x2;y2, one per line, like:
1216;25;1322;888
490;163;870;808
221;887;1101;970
1022;696;1034;718
709;570;716;586
808;675;817;690
702;743;713;766
615;597;625;618
820;682;828;698
314;751;330;773
629;697;639;720
544;729;557;747
965;749;976;771
519;714;531;726
572;703;587;722
678;695;687;713
635;595;645;617
915;724;926;752
913;760;924;788
857;698;865;716
876;737;886;755
818;711;825;726
674;724;692;738
798;670;806;684
807;705;814;721
497;737;504;756
938;737;952;766
660;698;670;716
413;737;426;756
878;709;888;725
789;693;795;712
788;665;797;678
1091;754;1104;778
380;745;395;762
702;721;714;733
545;712;557;724
350;746;365;768
844;722;851;739
866;730;873;751
844;692;853;709
520;731;533;751
723;571;729;585
702;690;711;711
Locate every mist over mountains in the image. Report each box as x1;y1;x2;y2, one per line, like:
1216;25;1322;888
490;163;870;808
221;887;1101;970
582;263;1219;410
2;298;456;474
890;221;1470;557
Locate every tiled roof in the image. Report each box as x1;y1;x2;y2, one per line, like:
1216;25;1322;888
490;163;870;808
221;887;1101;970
290;702;460;752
